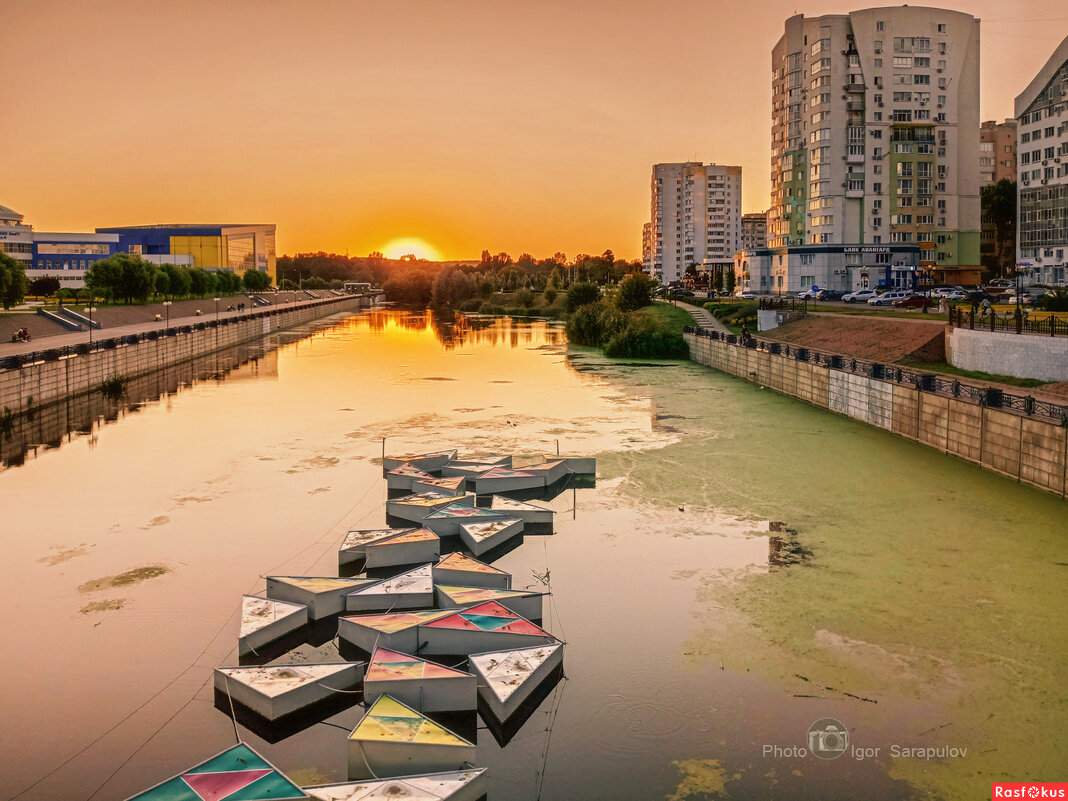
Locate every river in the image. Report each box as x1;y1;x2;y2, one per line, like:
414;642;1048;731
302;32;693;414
0;308;1063;800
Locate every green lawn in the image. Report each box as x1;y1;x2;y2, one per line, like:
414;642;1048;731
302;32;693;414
634;302;695;336
807;303;950;321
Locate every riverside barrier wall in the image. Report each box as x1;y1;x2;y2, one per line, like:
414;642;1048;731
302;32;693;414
0;295;369;414
684;328;1068;498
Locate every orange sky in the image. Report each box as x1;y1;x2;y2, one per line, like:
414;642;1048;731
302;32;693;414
4;1;1065;261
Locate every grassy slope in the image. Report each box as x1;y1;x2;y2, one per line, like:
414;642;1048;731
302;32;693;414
633;302;695;336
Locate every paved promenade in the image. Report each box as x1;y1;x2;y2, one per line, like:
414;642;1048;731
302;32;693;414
0;296;345;358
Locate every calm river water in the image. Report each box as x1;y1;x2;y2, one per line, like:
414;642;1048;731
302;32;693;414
0;308;1064;801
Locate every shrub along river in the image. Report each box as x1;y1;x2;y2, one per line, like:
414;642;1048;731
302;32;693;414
0;308;1063;801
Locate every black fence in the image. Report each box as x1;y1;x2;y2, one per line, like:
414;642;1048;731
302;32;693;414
948;305;1068;337
758;298;810;311
0;295;357;372
683;325;1068;424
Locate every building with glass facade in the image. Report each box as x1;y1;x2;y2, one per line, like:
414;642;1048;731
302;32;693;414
95;224;277;283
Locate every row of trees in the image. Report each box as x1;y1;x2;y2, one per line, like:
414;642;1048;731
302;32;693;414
84;253;271;304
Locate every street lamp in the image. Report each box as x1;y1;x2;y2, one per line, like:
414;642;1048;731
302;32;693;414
163;300;172;329
214;297;220;322
83;306;97;345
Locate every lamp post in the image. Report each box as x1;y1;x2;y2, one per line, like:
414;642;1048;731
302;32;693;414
163;300;172;329
83;306;97;345
214;296;220;322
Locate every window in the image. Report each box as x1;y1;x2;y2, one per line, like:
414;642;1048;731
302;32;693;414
1045;126;1055;138
914;74;930;85
891;232;914;242
897;179;913;194
938;42;946;54
873;182;882;193
938;77;947;89
872;129;882;139
894;56;913;68
915;109;931;120
1022;152;1031;165
897;162;913;177
917;161;932;177
893;91;912;102
899;196;913;207
876;21;884;31
848;179;864;191
874;58;883;68
800;254;814;265
894;74;908;84
890;214;913;224
914;56;930;67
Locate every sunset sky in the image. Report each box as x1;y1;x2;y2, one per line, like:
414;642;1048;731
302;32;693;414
5;1;1066;261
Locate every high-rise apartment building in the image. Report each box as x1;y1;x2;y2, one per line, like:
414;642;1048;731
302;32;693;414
741;212;769;251
979;119;1017;186
1015;34;1068;287
741;7;981;295
646;162;742;284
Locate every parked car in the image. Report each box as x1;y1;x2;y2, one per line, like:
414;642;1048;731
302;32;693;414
671;289;695;297
798;288;822;299
868;289;912;306
941;290;967;301
735;291;757;300
986;278;1013;289
963;290;997;305
816;289;844;301
842;288;878;303
930;285;966;298
892;295;933;309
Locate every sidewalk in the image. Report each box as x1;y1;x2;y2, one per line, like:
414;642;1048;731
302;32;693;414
663;299;730;334
0;296;340;358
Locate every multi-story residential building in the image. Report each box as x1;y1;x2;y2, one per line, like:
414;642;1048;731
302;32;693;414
741;212;769;251
646;162;742;284
742;7;981;295
1015;34;1068;287
980;119;1017;185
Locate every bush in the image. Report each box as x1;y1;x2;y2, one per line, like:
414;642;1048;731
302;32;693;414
565;301;627;346
543;286;558;304
565;282;600;312
604;322;689;359
478;301;506;315
515;288;535;307
615;274;654;312
28;276;60;297
457;297;482;312
1035;289;1068;312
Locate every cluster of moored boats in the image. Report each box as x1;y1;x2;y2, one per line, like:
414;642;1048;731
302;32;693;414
127;448;593;801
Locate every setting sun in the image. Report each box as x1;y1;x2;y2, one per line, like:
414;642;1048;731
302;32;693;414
380;237;443;262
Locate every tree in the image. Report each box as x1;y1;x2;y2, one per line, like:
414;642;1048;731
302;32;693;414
565;281;600;312
515;288;535;307
242;269;271;292
188;268;216;296
430;267;475;309
615;274;654;312
154;270;170;298
725;268;736;294
0;251;28;309
383;270;434;306
160;263;191;298
981;178;1016;277
28;276;61;297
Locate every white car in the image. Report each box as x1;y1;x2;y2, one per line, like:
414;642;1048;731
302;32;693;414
868;290;912;306
941;290;967;301
798;288;822;300
736;291;756;300
842;289;878;304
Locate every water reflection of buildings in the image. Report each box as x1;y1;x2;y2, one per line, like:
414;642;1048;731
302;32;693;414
0;342;278;469
363;309;566;349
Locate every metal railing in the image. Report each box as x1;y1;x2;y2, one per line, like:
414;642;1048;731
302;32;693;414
758;297;810;311
0;295;358;372
683;325;1068;424
948;305;1068;337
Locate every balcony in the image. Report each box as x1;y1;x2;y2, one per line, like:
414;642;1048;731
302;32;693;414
846;100;865;112
846;150;866;164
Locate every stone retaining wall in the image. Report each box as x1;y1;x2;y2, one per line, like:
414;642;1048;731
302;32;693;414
0;296;365;414
947;326;1068;381
686;332;1068;498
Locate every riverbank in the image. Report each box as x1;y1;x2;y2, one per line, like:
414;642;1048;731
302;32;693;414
0;295;371;414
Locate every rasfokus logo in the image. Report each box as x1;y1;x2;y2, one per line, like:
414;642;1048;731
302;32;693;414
992;783;1068;798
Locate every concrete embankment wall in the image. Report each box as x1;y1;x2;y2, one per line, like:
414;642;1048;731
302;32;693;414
685;332;1068;498
947;326;1068;382
0;296;366;413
